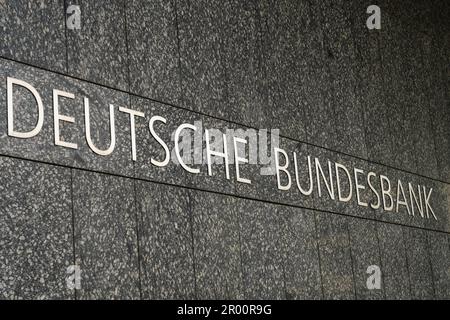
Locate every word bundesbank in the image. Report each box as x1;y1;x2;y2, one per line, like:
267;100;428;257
4;77;438;221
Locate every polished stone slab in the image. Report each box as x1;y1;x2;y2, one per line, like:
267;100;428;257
348;218;385;299
319;0;368;158
0;59;449;235
377;223;411;299
0;157;73;299
126;0;181;105
176;0;227;118
315;212;356;299
136;181;196;299
258;0;311;142
350;0;395;167
67;0;129;91
403;227;434;299
377;8;417;173
72;170;140;299
427;231;450;300
427;231;450;299
297;1;338;151
238;200;285;299
0;0;66;72
279;207;322;300
191;191;243;299
221;0;265;127
388;3;439;179
404;36;439;180
423;9;450;183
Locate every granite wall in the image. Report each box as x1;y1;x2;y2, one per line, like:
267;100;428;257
0;0;449;299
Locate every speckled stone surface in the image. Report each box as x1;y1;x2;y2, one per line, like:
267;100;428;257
238;200;285;299
257;0;310;142
315;212;356;299
220;0;265;127
377;1;426;174
424;3;450;183
0;0;66;72
403;32;439;180
279;207;322;300
1;58;449;233
427;231;450;299
377;223;411;299
319;0;368;158
72;170;140;299
391;0;440;180
0;156;73;299
126;0;181;104
177;0;227;118
348;218;384;299
427;49;450;183
66;0;129;91
294;1;338;151
403;227;434;299
0;58;134;176
191;191;243;299
0;0;449;300
350;0;394;166
135;181;195;299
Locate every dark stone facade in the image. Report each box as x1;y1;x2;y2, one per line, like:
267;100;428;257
0;0;448;299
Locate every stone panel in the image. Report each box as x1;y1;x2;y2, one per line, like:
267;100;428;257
136;181;196;299
377;223;411;299
320;0;368;158
67;0;129;90
0;0;66;72
427;231;450;299
73;170;140;299
279;207;322;300
177;0;227;118
126;0;181;104
348;218;384;299
221;0;266;127
350;0;395;166
403;227;434;299
0;156;73;299
238;200;285;299
315;212;356;299
191;191;243;299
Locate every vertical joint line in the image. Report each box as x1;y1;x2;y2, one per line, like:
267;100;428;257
69;168;77;300
123;0;132;93
173;0;183;103
132;171;143;300
313;212;325;299
346;221;358;299
374;222;387;299
63;0;69;73
187;190;198;298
